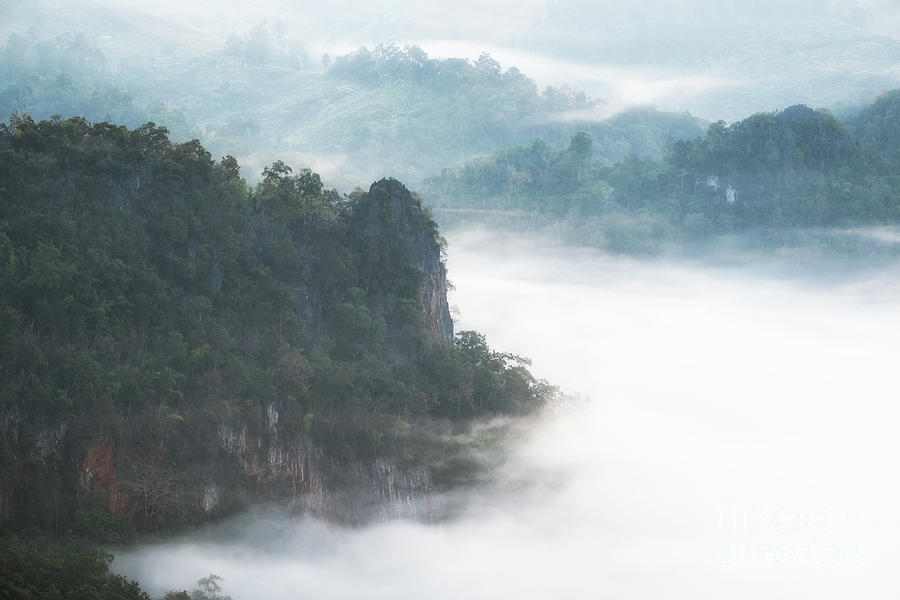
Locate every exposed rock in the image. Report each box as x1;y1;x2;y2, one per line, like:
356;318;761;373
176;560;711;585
202;484;220;513
74;427;436;525
35;422;67;458
371;458;434;521
422;260;453;341
0;405;20;446
208;420;437;523
357;178;454;343
81;438;129;517
266;403;279;432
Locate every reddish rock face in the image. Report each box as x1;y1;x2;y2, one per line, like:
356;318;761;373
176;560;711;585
81;439;129;516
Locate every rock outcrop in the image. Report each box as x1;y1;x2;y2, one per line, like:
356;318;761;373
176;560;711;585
0;129;461;534
77;419;437;526
73;179;454;527
211;411;437;522
353;178;454;343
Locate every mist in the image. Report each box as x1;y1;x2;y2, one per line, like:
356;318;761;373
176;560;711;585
5;0;899;127
4;1;898;595
114;228;899;598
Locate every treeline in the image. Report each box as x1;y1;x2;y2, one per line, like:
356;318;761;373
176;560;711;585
0;32;199;141
0;115;554;539
329;43;588;113
424;92;900;252
0;534;149;600
0;31;702;187
324;43;702;166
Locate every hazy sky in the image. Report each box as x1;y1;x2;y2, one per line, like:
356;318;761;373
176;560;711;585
14;0;895;119
82;0;899;41
116;228;900;599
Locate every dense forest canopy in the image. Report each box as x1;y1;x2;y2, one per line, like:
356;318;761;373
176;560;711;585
0;29;704;188
424;91;900;253
0;116;554;549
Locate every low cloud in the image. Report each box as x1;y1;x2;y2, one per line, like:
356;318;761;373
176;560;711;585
115;226;899;598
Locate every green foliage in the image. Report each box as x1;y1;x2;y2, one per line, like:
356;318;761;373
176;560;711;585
67;503;136;545
0;116;552;536
0;32;701;188
188;574;232;600
162;573;237;600
850;89;900;172
426;97;900;251
0;534;149;599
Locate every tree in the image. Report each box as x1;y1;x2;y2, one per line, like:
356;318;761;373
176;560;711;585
119;457;189;522
190;574;232;600
474;53;502;83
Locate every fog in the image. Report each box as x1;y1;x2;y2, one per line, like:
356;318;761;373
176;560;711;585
4;0;899;192
115;228;900;598
4;0;899;596
403;39;739;118
6;0;900;122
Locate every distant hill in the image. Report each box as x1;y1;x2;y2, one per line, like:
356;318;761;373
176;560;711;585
423;93;900;254
0;26;703;188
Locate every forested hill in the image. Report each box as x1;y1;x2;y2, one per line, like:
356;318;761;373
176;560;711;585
424;92;900;253
0;32;703;187
0;115;553;543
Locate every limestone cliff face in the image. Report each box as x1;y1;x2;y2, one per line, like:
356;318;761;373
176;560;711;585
0;175;456;532
420;245;454;341
76;412;436;526
75;179;453;526
354;178;454;343
216;407;436;522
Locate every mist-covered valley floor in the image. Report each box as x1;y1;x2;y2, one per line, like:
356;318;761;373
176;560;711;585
4;2;900;597
114;228;900;599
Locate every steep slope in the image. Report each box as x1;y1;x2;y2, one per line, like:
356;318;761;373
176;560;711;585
0;116;553;536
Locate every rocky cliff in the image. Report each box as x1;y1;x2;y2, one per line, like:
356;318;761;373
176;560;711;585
351;178;454;345
73;414;438;527
0;173;456;531
382;179;455;342
0;119;549;540
21;177;457;529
